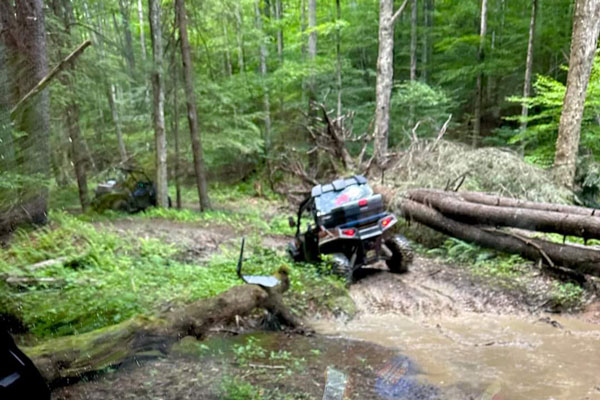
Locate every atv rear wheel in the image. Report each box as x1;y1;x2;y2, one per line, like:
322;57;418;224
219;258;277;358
385;235;413;273
331;253;353;282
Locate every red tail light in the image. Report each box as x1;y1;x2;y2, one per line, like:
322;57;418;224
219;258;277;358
358;199;368;207
381;217;393;228
341;228;356;237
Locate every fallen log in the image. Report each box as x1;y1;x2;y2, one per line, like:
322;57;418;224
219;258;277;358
408;190;600;240
25;267;302;384
399;199;600;277
410;189;600;217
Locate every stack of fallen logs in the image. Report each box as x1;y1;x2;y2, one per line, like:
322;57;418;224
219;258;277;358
399;189;600;279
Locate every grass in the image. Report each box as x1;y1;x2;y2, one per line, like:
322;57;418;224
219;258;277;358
426;238;529;279
0;210;348;339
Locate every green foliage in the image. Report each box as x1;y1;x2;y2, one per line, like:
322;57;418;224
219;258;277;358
219;377;264;400
0;208;348;338
390;81;453;147
549;281;584;309
509;55;600;167
427;238;527;279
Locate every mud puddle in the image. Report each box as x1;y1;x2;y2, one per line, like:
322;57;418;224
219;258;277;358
313;257;600;400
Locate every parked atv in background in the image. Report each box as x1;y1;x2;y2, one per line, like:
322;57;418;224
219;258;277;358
91;168;167;213
287;175;413;281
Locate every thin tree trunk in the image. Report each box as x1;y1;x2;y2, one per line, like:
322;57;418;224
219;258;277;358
172;60;182;210
66;103;89;211
421;0;430;82
275;0;284;65
234;4;245;73
137;0;147;61
473;0;487;147
335;0;342;117
307;0;318;170
520;0;538;130
223;23;233;77
118;0;136;73
255;1;272;156
373;0;409;169
552;0;600;188
149;0;168;207
410;0;417;82
108;84;128;163
175;0;210;211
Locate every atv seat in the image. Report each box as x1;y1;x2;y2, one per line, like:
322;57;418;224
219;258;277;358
236;238;280;288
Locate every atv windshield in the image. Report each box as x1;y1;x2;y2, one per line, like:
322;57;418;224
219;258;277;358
315;184;373;214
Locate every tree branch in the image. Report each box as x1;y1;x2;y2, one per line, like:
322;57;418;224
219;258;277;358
391;0;410;25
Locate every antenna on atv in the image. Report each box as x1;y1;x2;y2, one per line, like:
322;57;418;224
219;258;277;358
236;237;245;279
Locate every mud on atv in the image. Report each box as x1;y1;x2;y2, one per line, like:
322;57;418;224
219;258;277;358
287;175;413;281
91;167;169;213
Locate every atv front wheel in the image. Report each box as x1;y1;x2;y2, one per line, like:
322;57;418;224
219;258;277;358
331;253;353;282
385;235;413;273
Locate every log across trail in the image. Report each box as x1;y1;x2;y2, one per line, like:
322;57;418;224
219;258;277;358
25;267;302;384
399;189;600;278
408;189;600;239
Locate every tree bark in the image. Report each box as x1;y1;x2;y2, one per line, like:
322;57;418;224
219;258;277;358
108;84;128;163
407;189;600;240
422;189;600;218
118;0;136;74
473;0;487;147
234;4;245;73
1;0;51;230
175;0;210;211
552;0;600;188
255;0;272;156
66;103;89;211
149;0;168;208
275;0;284;66
335;0;342;117
421;0;431;81
172;59;182;210
137;0;147;61
373;0;409;169
399;198;600;276
521;0;538;130
26;276;302;384
410;0;417;82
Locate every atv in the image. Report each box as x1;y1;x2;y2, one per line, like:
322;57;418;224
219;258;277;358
287;175;413;281
91;167;166;213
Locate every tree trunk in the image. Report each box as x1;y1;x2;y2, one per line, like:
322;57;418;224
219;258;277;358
552;0;600;188
373;0;409;169
26;276;302;384
108;84;128;163
1;0;51;231
399;198;600;276
118;0;136;74
149;0;168;208
410;0;417;82
421;0;431;81
255;0;272;156
275;0;284;65
426;189;600;217
473;0;487;147
407;189;600;240
521;0;538;130
137;0;147;61
66;103;89;211
335;0;342;117
223;23;233;77
172;59;182;210
234;4;245;73
175;0;210;211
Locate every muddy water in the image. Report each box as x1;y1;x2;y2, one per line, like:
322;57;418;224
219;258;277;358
313;312;600;400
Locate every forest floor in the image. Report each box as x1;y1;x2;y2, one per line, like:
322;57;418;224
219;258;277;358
3;185;600;399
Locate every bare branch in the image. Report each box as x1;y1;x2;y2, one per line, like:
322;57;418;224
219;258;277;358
391;0;410;25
